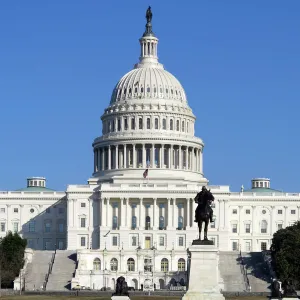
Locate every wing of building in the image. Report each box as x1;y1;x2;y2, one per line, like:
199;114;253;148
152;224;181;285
1;7;299;292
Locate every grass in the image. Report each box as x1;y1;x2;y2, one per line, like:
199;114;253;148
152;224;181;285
0;296;268;300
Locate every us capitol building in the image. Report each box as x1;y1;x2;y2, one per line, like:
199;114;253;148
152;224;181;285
1;8;300;291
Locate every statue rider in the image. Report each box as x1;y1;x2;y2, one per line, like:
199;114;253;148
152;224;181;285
194;186;214;223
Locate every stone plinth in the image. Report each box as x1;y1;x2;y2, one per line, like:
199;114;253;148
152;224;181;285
111;296;130;300
182;243;225;300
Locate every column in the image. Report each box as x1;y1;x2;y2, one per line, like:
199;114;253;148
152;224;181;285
186;198;190;228
98;149;101;171
153;198;157;230
223;200;229;230
185;147;188;169
142;144;146;168
101;148;105;170
89;199;93;228
161;144;164;168
270;206;275;234
200;148;203;173
120;198;125;227
139;198;143;229
108;146;111;170
192;198;197;228
106;198;110;227
167;198;172;229
251;206;256;235
168;146;171;169
115;145;119;169
284;206;288;227
191;147;194;171
194;149;197;172
170;145;173;169
133;144;136;168
124;144;127;168
178;146;182;169
172;198;176;228
125;198;129;228
218;200;223;230
152;144;155;168
94;150;97;172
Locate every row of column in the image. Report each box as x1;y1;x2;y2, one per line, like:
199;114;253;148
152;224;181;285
100;198;198;230
94;144;203;173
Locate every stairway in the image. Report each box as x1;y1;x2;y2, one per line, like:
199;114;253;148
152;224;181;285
46;250;76;290
241;252;271;292
219;252;246;292
24;251;54;291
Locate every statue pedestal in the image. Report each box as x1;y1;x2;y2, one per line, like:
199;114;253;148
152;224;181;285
182;243;225;300
111;296;130;300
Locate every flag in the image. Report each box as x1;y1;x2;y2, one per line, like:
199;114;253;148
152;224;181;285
143;168;149;179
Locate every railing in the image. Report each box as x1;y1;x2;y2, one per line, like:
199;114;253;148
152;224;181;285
239;250;251;292
43;250;56;291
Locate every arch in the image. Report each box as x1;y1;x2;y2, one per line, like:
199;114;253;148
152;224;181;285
178;258;185;271
176;120;180;131
93;258;101;270
161;258;169;272
132;279;138;290
261;220;268;233
147;118;151;129
179;278;185;286
162;119;166;130
110;258;118;271
170;119;173;130
170;278;177;287
127;258;135;271
159;279;165;289
111;278;116;290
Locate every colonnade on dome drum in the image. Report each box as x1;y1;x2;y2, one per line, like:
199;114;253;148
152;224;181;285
93;143;203;173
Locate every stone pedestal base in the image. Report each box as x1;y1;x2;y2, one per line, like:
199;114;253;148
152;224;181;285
182;243;225;300
111;296;130;300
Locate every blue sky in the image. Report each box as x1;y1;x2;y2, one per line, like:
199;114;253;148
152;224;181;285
0;1;299;192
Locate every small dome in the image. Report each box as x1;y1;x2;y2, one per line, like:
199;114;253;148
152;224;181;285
110;67;187;104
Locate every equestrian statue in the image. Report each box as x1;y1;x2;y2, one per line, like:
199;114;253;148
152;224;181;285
194;186;215;242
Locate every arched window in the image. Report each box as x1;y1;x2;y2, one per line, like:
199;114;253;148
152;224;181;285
186;122;189;133
131;118;135;130
93;258;101;270
182;121;185;132
178;216;183;230
112;120;115;132
155;118;158;129
110;258;118;271
139;118;143;129
127;258;135;271
176;120;180;131
261;220;268;233
161;258;169;272
162;119;166;130
147;118;151;129
178;258;185;271
145;216;151;230
132;216;137;229
159;216;165;230
170;119;173;130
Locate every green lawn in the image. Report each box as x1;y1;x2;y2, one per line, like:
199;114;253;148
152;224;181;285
0;296;267;300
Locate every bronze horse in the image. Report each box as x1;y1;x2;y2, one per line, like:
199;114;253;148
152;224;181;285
194;186;215;241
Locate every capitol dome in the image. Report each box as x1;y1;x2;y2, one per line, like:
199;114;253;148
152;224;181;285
91;7;206;185
110;63;187;105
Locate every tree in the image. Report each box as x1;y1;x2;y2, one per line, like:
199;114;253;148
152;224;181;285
0;231;27;288
270;221;300;287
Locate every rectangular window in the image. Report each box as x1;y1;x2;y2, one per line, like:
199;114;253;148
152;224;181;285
261;242;267;251
80;237;86;247
45;222;51;233
245;209;250;214
46;208;50;214
159;236;164;246
278;210;283;214
58;223;64;233
132;236;137;246
124;118;128;130
145;237;151;249
81;203;86;208
112;236;118;246
277;223;283;230
291;210;296;214
80;218;86;228
13;222;18;233
232;241;238;251
232;209;237;214
29;221;35;232
0;222;5;232
1;208;5;213
245;224;251;233
58;207;64;214
245;241;251;252
14;208;19;213
178;236;184;246
232;224;237;233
